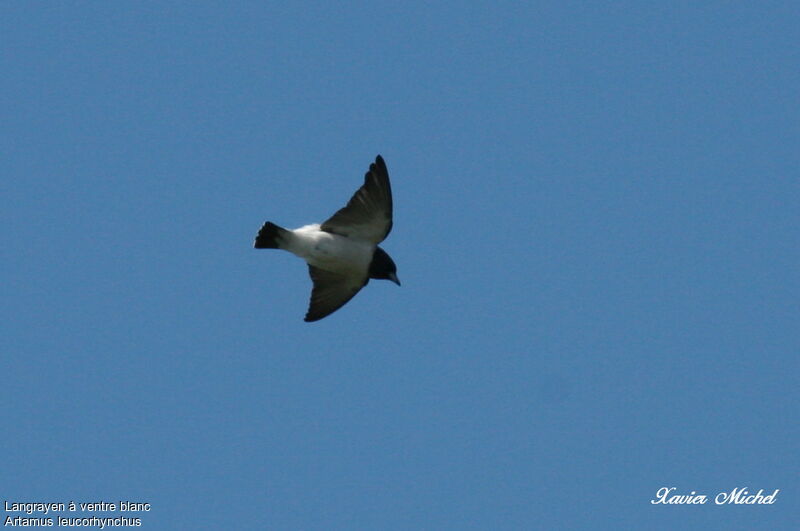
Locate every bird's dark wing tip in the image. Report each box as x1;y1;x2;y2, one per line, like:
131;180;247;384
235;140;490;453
371;155;387;177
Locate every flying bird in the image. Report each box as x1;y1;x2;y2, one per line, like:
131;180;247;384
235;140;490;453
254;155;400;322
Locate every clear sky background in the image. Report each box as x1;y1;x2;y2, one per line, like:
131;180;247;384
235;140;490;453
2;2;798;530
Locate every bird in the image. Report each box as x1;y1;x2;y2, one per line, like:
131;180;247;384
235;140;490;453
254;155;400;322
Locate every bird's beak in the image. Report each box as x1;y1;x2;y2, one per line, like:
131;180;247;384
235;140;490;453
388;272;401;286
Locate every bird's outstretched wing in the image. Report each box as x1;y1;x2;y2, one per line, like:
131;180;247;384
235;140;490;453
320;155;393;244
304;265;368;322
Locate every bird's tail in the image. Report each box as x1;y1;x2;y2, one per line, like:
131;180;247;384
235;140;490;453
254;222;290;249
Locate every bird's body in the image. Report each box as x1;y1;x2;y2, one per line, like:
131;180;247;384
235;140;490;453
254;155;399;322
278;223;374;276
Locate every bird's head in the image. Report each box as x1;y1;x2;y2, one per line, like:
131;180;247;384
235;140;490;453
369;247;400;286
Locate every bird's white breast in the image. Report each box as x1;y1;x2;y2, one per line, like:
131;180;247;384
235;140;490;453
286;224;374;275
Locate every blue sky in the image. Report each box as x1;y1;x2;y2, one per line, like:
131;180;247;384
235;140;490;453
2;2;798;529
